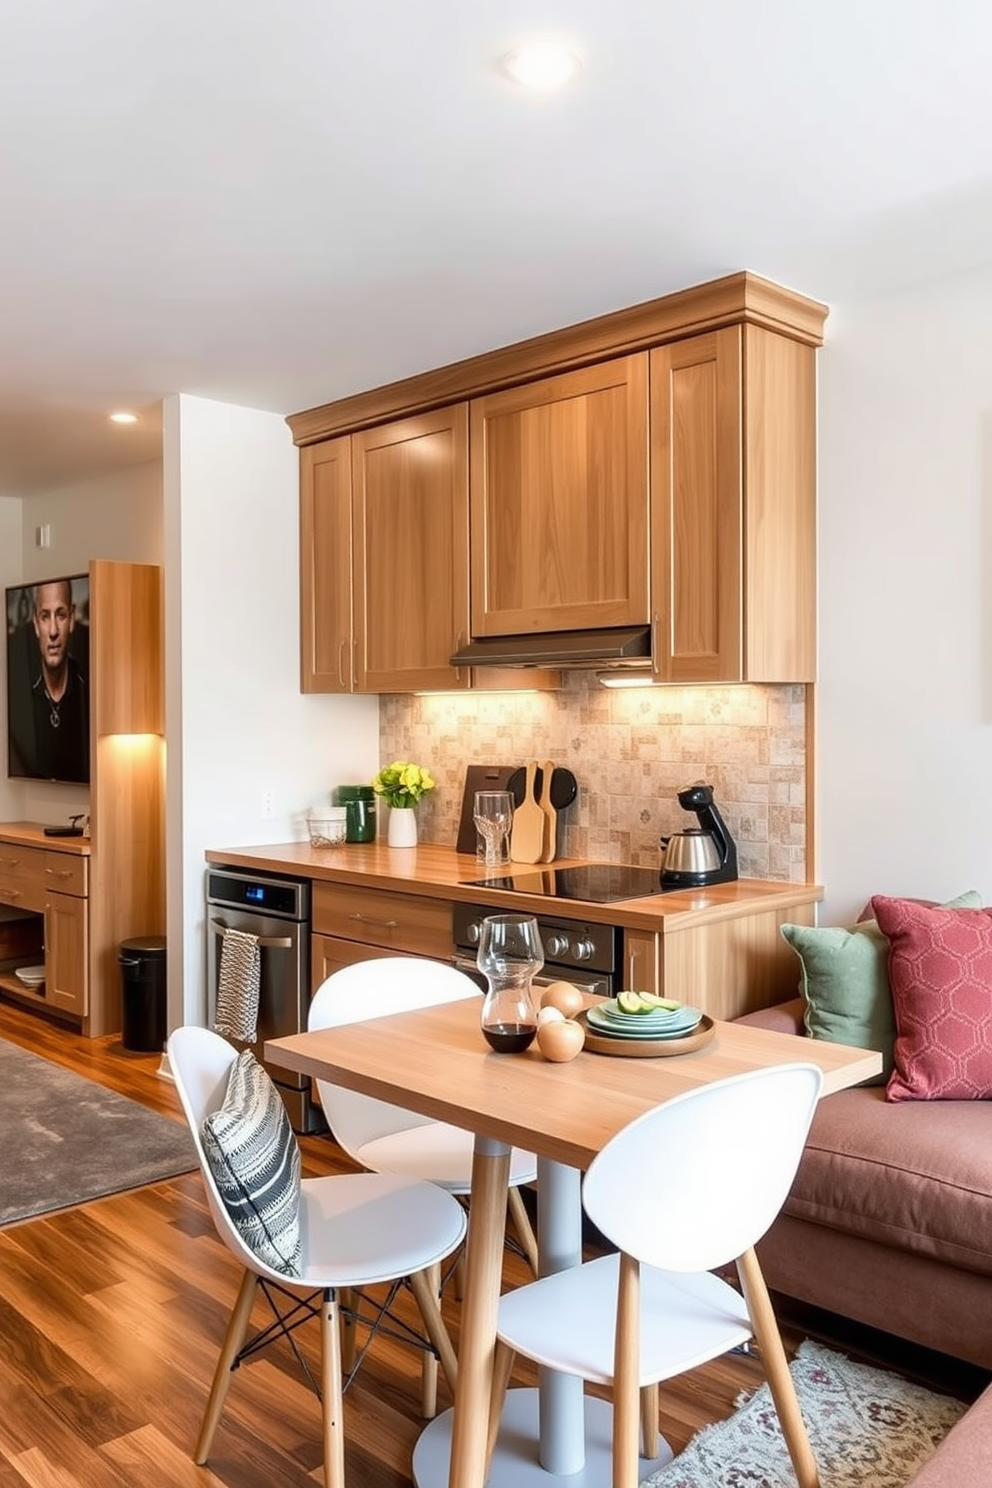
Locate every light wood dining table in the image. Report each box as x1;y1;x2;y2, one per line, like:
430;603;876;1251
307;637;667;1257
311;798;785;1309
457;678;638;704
267;1001;881;1488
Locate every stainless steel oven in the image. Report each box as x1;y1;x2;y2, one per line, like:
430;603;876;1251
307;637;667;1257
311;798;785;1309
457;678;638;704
451;901;618;998
206;867;324;1134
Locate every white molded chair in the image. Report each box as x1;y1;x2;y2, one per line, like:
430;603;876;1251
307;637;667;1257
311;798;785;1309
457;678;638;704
489;1062;825;1488
168;1025;466;1488
308;957;540;1413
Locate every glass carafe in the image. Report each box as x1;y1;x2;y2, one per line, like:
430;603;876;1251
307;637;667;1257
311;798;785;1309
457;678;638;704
476;913;544;1052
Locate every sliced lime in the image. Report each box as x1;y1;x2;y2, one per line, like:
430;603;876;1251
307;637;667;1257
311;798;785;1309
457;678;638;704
638;993;682;1011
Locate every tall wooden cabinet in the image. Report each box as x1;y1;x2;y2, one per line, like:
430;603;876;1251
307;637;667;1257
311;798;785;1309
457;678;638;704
650;325;816;683
469;355;649;637
300;408;471;693
0;560;164;1037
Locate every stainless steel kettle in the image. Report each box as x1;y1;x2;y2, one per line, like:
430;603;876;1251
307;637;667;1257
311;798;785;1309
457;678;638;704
659;782;739;887
659;828;721;879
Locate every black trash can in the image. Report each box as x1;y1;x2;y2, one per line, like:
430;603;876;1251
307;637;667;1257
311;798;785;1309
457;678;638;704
119;935;167;1052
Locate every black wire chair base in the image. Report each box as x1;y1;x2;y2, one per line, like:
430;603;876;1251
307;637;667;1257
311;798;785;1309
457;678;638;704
233;1275;444;1401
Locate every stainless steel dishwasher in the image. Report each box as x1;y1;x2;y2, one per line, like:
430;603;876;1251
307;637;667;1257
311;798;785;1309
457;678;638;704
205;867;323;1133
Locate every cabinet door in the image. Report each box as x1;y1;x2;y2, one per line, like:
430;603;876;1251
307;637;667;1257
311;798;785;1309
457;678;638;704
300;435;354;693
352;406;470;692
470;355;649;636
650;328;743;683
623;929;659;995
312;935;407;993
46;891;88;1017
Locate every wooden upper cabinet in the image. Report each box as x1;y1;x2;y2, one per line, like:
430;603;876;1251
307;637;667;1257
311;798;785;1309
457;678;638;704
469;355;650;637
300;436;354;693
352;405;470;693
650;325;816;683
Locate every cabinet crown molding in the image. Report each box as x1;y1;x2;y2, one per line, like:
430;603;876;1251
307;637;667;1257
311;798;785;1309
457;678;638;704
287;270;828;447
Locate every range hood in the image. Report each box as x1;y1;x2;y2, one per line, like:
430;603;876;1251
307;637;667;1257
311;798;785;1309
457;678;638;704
450;625;652;669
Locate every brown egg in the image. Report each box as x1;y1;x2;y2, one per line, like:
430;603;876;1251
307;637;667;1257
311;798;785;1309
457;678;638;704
536;1018;586;1063
540;980;585;1019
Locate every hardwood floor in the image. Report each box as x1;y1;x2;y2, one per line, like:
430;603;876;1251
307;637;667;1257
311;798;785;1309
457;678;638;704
0;996;979;1487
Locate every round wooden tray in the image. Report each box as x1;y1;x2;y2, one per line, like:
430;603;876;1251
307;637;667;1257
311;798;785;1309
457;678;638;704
578;1010;715;1058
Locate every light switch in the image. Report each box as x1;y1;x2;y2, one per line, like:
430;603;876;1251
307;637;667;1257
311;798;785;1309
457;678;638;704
35;523;51;549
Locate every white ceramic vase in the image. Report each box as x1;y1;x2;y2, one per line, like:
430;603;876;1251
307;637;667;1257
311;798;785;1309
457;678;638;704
387;806;418;848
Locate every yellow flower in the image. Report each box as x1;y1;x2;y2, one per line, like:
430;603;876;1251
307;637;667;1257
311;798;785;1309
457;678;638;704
371;760;436;809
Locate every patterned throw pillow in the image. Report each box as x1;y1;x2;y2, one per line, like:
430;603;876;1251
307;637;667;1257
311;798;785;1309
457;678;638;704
871;896;992;1103
780;891;981;1086
201;1049;303;1275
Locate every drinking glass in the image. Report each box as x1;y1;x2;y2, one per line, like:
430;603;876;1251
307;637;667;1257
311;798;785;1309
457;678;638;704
473;790;513;870
476;913;544;1052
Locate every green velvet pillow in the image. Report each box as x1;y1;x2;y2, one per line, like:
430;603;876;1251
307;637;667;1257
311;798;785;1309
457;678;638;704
780;891;982;1086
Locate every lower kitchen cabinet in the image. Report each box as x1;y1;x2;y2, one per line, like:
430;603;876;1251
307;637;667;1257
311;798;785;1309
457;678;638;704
623;929;660;995
311;882;454;991
0;837;89;1019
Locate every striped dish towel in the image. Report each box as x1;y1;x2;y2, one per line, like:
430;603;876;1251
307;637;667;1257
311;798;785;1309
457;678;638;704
214;927;261;1043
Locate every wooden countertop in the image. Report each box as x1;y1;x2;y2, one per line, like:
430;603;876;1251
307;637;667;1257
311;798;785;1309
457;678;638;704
0;821;91;856
205;840;822;932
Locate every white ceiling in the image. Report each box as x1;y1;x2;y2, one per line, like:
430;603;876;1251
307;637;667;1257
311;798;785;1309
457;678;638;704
3;0;992;495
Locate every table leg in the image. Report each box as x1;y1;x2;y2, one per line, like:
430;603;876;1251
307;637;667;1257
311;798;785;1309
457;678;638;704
537;1156;586;1475
447;1135;511;1488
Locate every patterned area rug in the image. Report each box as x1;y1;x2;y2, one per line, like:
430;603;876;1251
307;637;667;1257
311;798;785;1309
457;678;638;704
0;1037;195;1226
643;1340;968;1488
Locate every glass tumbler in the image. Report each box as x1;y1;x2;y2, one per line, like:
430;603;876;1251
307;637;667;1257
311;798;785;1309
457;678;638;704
476;913;544;1052
473;790;514;869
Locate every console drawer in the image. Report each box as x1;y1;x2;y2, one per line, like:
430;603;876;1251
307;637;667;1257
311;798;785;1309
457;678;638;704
42;851;88;897
0;846;46;912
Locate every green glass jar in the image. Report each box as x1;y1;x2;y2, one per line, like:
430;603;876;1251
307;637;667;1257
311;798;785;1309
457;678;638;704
335;785;377;843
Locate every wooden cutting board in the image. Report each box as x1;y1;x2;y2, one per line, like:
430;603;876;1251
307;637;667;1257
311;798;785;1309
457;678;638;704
538;758;557;864
510;760;545;864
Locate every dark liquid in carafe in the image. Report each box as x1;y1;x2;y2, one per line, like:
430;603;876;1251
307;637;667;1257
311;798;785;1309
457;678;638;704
483;1023;536;1053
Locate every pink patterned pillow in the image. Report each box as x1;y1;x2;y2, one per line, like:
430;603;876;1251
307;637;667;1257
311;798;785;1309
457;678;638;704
871;895;992;1102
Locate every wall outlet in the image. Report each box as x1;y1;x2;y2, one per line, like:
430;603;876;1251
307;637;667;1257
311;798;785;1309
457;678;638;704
260;789;275;820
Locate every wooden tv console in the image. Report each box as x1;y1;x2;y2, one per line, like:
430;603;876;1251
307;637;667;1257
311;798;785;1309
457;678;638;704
0;560;165;1037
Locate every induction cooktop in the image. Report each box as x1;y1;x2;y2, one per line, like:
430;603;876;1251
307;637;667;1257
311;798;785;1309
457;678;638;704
461;862;676;904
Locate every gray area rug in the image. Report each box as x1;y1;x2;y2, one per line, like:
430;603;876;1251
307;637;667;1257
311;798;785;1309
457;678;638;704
0;1037;196;1225
644;1339;968;1488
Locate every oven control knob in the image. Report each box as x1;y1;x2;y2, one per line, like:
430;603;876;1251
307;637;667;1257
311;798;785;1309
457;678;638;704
545;932;570;959
465;920;482;945
572;938;595;962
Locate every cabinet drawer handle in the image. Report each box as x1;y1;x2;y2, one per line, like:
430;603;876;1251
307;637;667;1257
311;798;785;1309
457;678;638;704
46;868;74;880
0;857;20;869
347;913;400;931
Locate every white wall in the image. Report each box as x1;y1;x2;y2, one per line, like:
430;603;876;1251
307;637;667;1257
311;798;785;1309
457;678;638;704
19;461;163;578
163;395;379;1028
817;263;992;923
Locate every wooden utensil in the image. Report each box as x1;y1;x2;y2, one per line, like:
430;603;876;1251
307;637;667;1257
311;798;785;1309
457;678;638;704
510;760;545;864
538;758;557;863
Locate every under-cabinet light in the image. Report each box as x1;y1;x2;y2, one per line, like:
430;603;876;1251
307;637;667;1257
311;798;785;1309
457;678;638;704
596;670;659;689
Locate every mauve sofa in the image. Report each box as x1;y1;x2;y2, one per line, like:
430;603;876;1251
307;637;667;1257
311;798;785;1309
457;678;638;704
736;998;992;1485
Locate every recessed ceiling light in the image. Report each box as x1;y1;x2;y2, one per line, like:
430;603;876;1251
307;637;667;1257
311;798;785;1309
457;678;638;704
109;411;138;424
502;41;582;90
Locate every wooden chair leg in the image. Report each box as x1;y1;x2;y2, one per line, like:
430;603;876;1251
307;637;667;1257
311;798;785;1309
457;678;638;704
338;1286;357;1375
736;1248;821;1488
612;1251;642;1488
507;1186;539;1275
640;1382;659;1460
409;1267;459;1398
485;1340;516;1476
319;1289;346;1488
195;1268;258;1463
420;1263;440;1419
453;1248;466;1300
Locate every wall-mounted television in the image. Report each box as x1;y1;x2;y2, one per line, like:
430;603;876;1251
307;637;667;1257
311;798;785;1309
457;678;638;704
5;574;90;784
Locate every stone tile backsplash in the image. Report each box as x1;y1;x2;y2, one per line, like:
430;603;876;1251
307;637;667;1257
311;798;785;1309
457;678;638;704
380;675;809;882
